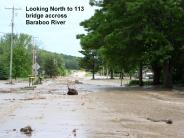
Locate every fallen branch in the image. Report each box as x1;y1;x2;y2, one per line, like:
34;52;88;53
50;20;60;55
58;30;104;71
147;117;173;124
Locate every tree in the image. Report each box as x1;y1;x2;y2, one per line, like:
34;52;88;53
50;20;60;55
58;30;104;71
0;33;67;79
63;55;80;70
80;50;101;79
78;0;184;88
44;56;59;78
13;34;32;78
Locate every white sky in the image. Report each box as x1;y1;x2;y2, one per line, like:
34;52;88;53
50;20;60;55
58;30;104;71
0;0;96;56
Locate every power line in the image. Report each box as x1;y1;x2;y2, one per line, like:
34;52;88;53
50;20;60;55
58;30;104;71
5;6;21;84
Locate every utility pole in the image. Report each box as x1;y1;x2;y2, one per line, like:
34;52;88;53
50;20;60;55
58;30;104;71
32;37;39;77
32;40;35;76
5;6;21;84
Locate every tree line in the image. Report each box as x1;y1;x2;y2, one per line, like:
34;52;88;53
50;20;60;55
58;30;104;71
78;0;184;88
0;33;80;80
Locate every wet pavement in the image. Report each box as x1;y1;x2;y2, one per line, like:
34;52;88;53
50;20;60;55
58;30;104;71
0;73;184;138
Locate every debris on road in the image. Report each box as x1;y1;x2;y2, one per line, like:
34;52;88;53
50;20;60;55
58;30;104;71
67;88;78;95
75;80;83;84
72;128;78;137
20;95;46;101
13;129;16;131
147;117;173;124
116;130;130;136
67;84;78;95
21;86;36;90
20;126;33;135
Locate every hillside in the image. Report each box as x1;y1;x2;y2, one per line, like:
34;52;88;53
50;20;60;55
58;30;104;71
62;54;81;70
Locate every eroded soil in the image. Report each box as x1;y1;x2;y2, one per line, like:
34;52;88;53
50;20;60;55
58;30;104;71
0;73;184;138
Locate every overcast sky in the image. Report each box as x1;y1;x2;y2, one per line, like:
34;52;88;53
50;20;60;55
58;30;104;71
0;0;96;57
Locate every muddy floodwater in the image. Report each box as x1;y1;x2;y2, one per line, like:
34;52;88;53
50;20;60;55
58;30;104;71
0;72;184;138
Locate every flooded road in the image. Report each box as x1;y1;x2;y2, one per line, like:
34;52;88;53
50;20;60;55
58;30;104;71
0;73;184;138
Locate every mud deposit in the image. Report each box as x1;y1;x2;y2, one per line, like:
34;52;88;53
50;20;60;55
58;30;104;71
0;73;184;138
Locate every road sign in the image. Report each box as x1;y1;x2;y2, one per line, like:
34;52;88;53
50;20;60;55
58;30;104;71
32;63;40;70
32;63;40;76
